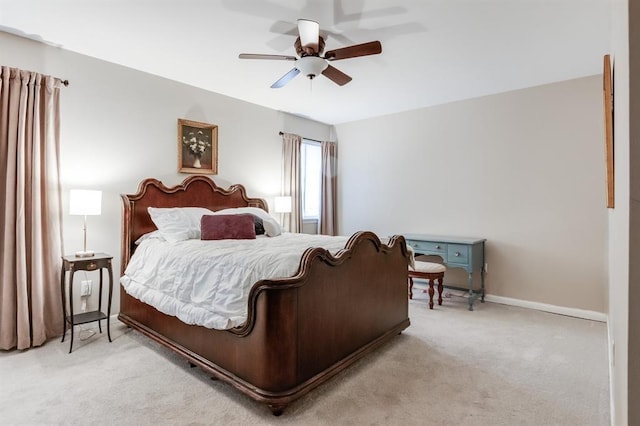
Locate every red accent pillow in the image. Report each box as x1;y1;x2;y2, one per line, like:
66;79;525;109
201;214;256;240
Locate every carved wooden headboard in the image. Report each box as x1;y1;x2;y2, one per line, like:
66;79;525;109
121;176;268;274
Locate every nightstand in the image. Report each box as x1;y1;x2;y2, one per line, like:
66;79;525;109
60;253;113;353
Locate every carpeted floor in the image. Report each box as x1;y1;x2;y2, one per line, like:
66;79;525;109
0;294;610;425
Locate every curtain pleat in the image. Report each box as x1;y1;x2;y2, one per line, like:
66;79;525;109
319;141;338;235
281;132;302;233
0;66;64;350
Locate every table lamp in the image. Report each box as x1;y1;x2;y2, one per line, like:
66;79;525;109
274;196;292;227
69;189;102;257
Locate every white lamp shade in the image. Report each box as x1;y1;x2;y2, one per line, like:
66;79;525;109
274;196;292;213
295;56;328;78
69;189;102;216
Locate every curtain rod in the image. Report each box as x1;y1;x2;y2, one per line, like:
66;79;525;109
2;68;69;86
278;131;321;143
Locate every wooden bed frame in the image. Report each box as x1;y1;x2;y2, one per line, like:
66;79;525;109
118;176;411;415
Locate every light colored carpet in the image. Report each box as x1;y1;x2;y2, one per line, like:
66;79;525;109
0;294;610;425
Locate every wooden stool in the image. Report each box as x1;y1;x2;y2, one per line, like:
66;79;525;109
408;261;446;309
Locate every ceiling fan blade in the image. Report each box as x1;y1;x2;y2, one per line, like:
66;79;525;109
269;20;299;36
239;53;296;61
297;19;320;51
321;65;352;86
324;41;382;61
271;68;301;88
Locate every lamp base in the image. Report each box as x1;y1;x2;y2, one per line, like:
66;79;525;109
74;250;95;258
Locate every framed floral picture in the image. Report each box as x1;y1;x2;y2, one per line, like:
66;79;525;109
178;118;218;174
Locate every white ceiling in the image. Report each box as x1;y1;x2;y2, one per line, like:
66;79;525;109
0;0;610;125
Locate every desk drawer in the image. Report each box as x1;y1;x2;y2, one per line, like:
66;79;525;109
447;244;468;264
406;240;447;256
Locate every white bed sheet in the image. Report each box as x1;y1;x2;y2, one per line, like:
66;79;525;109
120;233;350;330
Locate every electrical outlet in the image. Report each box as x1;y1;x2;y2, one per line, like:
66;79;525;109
484;263;488;273
80;280;92;296
611;340;615;367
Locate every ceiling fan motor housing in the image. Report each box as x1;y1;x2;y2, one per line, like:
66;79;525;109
295;36;326;56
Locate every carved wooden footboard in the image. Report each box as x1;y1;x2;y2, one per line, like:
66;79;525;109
119;177;411;415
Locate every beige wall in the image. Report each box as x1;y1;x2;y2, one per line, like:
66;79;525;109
2;16;629;423
0;31;332;314
336;77;608;313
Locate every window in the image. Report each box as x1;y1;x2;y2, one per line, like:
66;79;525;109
301;140;321;220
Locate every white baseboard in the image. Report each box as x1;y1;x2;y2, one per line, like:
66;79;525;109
410;281;607;322
484;294;607;322
607;322;615;426
108;294;606;322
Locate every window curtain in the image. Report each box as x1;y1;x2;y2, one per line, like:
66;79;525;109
280;132;302;233
0;66;64;350
320;141;338;235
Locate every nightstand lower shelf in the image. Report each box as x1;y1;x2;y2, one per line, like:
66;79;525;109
66;310;108;325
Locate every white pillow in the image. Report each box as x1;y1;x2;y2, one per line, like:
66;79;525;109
214;207;282;237
148;207;215;242
134;230;165;245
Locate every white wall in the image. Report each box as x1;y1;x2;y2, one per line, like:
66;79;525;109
0;31;331;313
336;76;608;313
608;0;636;423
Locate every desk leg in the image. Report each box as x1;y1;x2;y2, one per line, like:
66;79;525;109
467;272;474;311
481;268;486;302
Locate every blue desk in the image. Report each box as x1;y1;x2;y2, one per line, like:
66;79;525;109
404;234;486;311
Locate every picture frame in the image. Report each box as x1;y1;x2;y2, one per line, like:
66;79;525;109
178;118;218;174
603;55;614;208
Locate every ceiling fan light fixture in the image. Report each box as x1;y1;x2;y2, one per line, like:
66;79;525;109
295;56;328;79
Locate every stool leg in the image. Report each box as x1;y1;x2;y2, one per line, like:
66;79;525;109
437;276;444;305
408;277;414;300
428;279;435;309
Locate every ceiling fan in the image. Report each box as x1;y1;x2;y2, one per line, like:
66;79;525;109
239;19;382;88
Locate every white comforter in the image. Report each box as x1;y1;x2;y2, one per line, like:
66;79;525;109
120;233;350;330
